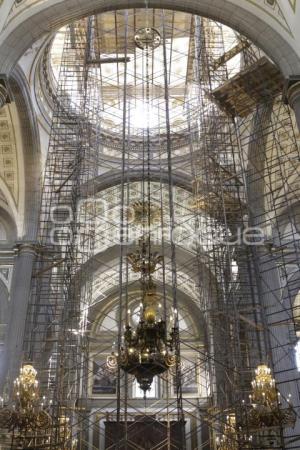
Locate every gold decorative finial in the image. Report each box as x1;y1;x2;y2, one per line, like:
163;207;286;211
127;240;163;275
127;200;161;226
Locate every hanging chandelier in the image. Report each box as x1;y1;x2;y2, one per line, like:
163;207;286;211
119;295;177;393
240;364;296;430
216;414;239;450
106;19;179;397
0;364;52;448
215;412;254;450
0;365;78;449
107;240;177;394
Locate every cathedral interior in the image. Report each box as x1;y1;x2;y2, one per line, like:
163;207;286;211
0;1;300;449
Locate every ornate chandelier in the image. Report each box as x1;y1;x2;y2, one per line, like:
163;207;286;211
0;364;52;448
213;364;296;450
107;21;179;397
240;364;296;431
107;240;177;394
216;414;239;450
215;413;253;450
0;365;78;449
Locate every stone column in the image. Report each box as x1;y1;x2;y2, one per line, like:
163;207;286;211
0;242;36;394
286;79;300;133
255;253;300;447
247;101;300;447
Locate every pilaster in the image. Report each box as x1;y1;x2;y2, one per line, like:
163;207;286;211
285;77;300;133
0;242;37;394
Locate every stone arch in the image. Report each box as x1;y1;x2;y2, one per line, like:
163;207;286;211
71;242;218;346
89;285;205;342
0;0;299;77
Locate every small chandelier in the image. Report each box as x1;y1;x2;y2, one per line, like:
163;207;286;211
251;364;277;405
241;364;296;430
216;414;239;450
107;241;178;395
216;414;253;450
0;364;52;448
57;415;78;449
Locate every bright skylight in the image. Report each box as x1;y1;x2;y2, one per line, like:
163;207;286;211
49;12;242;135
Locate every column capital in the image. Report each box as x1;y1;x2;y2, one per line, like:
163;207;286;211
284;76;300;108
15;241;38;257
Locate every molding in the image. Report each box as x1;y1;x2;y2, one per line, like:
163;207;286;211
244;0;293;36
284;76;300;105
0;85;8;109
0;0;300;78
0;77;11;109
10;65;41;240
287;82;300;108
15;240;37;256
0;106;20;208
0;264;13;290
81;168;192;198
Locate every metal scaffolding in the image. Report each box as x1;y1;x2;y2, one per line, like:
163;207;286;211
14;7;300;450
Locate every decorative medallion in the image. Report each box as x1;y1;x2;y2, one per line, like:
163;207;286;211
134;27;161;50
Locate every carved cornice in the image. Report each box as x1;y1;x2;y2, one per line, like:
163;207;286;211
0;104;19;206
10;65;41;241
